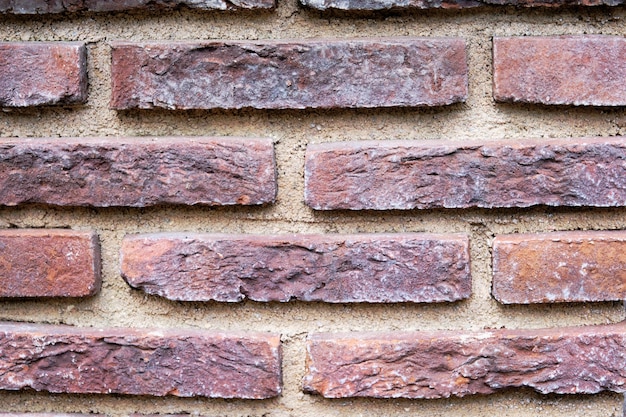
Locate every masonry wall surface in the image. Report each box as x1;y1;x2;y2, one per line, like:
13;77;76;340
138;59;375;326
1;2;626;417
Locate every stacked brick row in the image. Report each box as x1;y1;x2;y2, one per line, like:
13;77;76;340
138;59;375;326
6;229;626;303
3;228;626;398
0;0;624;12
1;0;626;414
3;37;626;109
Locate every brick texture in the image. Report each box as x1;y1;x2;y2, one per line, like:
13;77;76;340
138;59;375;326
305;137;626;210
303;323;626;399
0;229;100;298
300;0;622;10
110;39;468;110
0;137;276;207
493;36;626;106
0;0;274;12
0;415;99;417
120;232;471;303
0;322;282;399
493;231;626;304
0;42;87;107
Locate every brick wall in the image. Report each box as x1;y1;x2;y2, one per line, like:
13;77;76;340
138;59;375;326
1;1;626;416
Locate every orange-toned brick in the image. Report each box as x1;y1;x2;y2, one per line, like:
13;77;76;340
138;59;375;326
493;231;626;304
0;229;100;298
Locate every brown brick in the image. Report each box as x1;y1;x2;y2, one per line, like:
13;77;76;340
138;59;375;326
303;323;626;399
0;415;101;417
493;231;626;304
120;233;471;303
0;0;274;13
300;0;620;10
110;39;467;110
493;36;626;106
305;137;626;210
0;229;100;298
0;42;87;107
0;322;282;398
0;137;276;207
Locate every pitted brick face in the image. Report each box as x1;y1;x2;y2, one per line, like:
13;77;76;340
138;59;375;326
0;323;282;399
304;137;626;210
0;137;276;207
0;0;274;13
0;42;87;107
492;231;626;304
0;229;100;298
120;232;471;303
110;38;468;110
493;36;626;106
299;0;624;10
304;323;626;399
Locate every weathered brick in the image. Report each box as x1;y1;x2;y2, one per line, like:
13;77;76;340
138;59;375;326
0;137;276;207
0;42;87;107
493;231;626;304
120;232;471;303
0;322;282;399
493;36;626;106
300;0;622;10
305;137;626;210
303;323;626;399
0;0;274;13
110;39;467;110
0;415;100;417
0;229;100;298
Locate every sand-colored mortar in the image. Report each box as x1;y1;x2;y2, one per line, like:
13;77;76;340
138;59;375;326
0;2;625;416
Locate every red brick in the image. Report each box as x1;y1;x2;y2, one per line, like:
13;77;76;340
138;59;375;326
0;42;87;107
0;229;100;298
303;323;626;399
493;36;626;106
120;233;471;303
305;137;626;210
300;0;619;10
0;415;100;417
493;231;626;304
0;137;276;207
0;0;274;13
0;322;282;399
110;39;467;110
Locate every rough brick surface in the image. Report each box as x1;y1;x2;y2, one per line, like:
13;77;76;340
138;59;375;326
0;137;276;207
493;36;626;106
0;42;87;107
305;137;626;210
300;0;622;10
493;231;626;304
120;233;471;303
303;323;626;399
110;39;467;110
0;415;99;417
0;229;100;298
0;322;282;399
0;0;274;13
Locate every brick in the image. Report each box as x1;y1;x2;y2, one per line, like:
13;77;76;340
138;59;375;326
303;323;626;399
0;137;276;207
0;415;100;417
0;42;87;107
110;39;467;110
0;322;282;399
493;36;626;106
305;137;626;210
0;229;100;298
120;232;471;303
0;0;274;13
493;231;626;304
300;0;622;10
